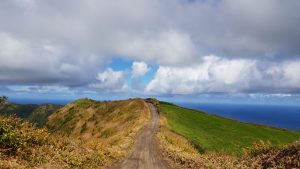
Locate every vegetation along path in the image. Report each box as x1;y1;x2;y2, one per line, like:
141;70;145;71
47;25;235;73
111;103;169;169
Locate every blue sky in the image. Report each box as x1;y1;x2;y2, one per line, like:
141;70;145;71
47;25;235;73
109;58;158;86
1;0;300;105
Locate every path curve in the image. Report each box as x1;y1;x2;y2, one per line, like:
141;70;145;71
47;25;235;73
111;103;169;169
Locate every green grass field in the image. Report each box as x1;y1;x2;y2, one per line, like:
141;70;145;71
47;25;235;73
159;102;300;155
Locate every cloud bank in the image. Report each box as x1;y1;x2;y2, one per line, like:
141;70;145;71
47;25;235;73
146;56;300;95
0;0;299;98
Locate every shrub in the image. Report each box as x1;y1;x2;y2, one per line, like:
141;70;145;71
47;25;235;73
242;141;300;168
0;115;48;154
190;140;206;154
243;140;273;157
74;98;94;109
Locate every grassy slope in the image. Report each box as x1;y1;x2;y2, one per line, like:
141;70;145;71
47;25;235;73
0;115;107;168
46;98;150;163
46;98;149;139
160;102;300;155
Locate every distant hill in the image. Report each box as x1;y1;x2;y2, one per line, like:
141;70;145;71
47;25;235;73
0;102;62;127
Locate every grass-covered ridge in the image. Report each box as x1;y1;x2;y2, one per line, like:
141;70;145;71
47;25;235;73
46;98;150;164
159;102;300;155
46;98;149;139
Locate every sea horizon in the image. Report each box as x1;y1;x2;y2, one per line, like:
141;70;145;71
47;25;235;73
176;102;300;131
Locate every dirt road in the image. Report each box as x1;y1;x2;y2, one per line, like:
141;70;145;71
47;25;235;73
111;103;169;169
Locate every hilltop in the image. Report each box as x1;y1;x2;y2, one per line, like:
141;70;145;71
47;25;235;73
46;98;150;140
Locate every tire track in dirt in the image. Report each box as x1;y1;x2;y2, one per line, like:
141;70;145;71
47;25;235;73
111;103;169;169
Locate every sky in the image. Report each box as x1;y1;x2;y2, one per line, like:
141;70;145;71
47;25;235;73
0;0;300;105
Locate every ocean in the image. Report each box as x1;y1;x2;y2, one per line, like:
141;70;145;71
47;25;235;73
176;102;300;131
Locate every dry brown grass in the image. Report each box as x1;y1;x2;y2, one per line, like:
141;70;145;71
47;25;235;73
0;115;109;169
241;140;300;168
1;134;108;169
47;98;151;168
1;98;150;169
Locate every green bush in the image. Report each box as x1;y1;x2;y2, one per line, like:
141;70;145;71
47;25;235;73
74;98;95;109
0;115;49;154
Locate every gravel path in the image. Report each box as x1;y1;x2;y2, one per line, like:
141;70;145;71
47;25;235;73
111;103;169;169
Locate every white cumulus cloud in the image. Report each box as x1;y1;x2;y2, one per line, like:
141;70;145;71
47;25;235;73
131;61;150;78
89;68;128;93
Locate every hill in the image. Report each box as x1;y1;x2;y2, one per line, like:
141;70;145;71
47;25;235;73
46;98;150;162
0;102;62;127
159;102;300;154
46;98;150;139
0;98;150;168
157;101;300;168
